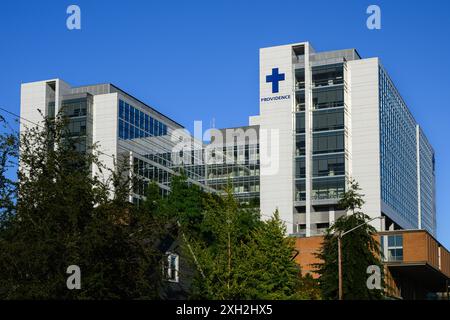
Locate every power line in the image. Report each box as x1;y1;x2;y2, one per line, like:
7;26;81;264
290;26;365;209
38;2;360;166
0;107;217;192
0;107;256;189
1;107;304;229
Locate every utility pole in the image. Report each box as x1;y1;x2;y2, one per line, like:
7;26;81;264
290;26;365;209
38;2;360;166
338;235;343;300
336;216;384;301
227;209;231;293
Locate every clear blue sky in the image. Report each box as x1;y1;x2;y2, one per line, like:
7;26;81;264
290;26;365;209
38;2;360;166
0;0;449;247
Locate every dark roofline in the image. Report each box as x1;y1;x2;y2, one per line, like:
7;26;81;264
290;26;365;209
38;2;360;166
354;48;362;59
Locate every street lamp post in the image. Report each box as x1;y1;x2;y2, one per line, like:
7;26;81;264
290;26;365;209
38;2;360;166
337;234;343;300
336;216;384;300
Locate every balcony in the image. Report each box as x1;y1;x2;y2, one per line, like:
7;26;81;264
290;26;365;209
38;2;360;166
312;77;343;88
295;81;305;91
296;103;306;112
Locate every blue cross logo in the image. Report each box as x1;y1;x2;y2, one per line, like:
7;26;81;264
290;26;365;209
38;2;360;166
266;68;285;93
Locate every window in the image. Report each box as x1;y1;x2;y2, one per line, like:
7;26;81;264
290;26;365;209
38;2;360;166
296;158;306;179
312;177;345;200
118;100;168;140
296;92;305;112
61;98;88;118
155;121;160;136
149;117;154;135
295;180;306;201
129;106;134;125
296;135;306;156
140;110;145;129
312;87;344;110
313;109;344;132
124;122;129;139
134;126;139;139
164;252;179;282
134;108;139;126
295;68;305;90
313;154;345;177
296;113;305;134
312;64;343;87
119;100;124;118
124;103;130;122
381;235;403;262
67;118;87;137
119;119;124;139
313;132;344;154
145;114;149;132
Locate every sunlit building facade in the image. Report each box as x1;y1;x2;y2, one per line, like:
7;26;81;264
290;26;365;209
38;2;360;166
252;42;436;237
20;41;436;238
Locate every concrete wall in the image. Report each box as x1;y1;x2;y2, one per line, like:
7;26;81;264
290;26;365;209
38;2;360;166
92;93;119;187
20;81;48;131
259;44;295;232
347;58;383;230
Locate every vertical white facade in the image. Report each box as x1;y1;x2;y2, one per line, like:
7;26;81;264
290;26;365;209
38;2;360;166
254;42;436;236
259;43;296;233
92;93;119;182
19;41;437;237
347;58;383;231
20;79;70;131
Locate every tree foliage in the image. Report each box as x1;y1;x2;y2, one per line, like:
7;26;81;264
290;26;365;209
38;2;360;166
0;116;18;224
0;114;322;300
185;185;318;300
314;178;385;300
0;115;166;299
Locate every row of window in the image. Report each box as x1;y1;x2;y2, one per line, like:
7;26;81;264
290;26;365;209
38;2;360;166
295;177;345;201
313;131;345;154
312;64;344;88
295;154;345;180
61;98;90;118
419;130;436;235
295;109;344;134
295;87;344;112
206;166;260;180
295;64;344;90
59;98;92;153
314;154;345;177
133;157;172;190
67;118;87;137
379;68;419;229
118;100;168;139
208;180;260;194
296;133;345;156
313;87;344;109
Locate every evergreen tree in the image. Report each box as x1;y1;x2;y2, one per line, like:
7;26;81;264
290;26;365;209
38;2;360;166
0;116;18;224
242;210;303;299
188;187;318;299
167;173;205;236
0;115;165;299
314;178;385;300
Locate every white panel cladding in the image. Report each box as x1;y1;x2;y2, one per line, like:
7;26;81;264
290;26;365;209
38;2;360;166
248;115;260;126
304;45;313;237
347;58;383;230
92;93;119;188
20;81;48;131
55;79;71;114
20;79;71;132
259;44;295;233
